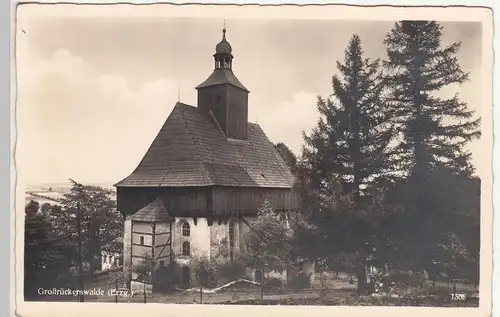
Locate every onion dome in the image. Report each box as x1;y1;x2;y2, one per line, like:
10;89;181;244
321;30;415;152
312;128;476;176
215;28;232;54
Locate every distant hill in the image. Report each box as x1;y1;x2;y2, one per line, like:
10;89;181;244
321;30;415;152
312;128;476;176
25;182;116;206
26;182;116;192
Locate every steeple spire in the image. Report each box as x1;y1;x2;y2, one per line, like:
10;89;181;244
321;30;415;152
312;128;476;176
213;21;233;70
223;20;226;39
196;26;250;140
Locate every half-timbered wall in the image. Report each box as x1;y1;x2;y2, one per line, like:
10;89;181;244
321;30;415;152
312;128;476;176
129;221;172;282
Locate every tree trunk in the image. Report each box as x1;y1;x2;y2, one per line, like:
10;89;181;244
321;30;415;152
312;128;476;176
356;271;368;296
143;280;146;303
260;272;265;301
452;277;457;297
76;202;85;303
115;278;118;303
356;261;368;296
200;285;203;304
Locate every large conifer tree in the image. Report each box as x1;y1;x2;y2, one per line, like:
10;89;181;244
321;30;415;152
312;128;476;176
303;34;394;201
301;35;395;294
382;21;481;274
384;21;480;178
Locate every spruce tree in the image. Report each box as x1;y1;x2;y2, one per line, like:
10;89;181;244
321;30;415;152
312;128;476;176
303;34;395;201
384;21;480;178
382;21;481;273
301;35;395;294
274;142;298;174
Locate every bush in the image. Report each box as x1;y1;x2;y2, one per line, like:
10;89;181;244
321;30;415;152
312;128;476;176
265;278;283;288
288;272;312;290
153;263;180;292
216;259;248;283
193;255;217;289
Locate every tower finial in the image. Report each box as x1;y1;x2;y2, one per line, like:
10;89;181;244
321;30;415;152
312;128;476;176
222;20;226;40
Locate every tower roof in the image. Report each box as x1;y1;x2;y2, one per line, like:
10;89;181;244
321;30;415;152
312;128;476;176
215;28;232;54
195;68;249;92
196;25;249;92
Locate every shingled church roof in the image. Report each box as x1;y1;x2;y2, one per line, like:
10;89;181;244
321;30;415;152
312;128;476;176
115;102;295;188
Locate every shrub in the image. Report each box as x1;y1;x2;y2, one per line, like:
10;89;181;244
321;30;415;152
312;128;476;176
193;254;218;289
288;271;312;290
153;263;180;292
265;278;283;288
216;258;248;282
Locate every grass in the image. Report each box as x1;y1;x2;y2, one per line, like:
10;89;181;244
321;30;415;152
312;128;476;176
224;295;479;307
27;270;478;307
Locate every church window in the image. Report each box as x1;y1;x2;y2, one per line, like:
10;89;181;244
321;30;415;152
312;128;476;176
159;260;165;267
139;236;144;246
215;94;221;103
182;241;191;256
182;222;190;237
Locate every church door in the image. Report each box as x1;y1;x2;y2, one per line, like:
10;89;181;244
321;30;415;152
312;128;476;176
182;266;191;288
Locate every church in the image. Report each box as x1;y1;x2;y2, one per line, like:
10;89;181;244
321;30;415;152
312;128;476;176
115;27;310;290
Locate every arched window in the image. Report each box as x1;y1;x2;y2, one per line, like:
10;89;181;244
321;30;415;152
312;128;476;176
228;221;235;260
182;241;190;256
182;222;190;237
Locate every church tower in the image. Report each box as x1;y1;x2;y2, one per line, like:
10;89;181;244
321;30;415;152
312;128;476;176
196;27;250;140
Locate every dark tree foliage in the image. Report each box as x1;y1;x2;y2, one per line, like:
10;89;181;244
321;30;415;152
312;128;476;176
274;142;298;174
35;180;123;275
384;21;480;178
303;34;395;199
24;202;73;298
300;35;395;293
379;21;481;278
380;164;480;276
56;179;123;273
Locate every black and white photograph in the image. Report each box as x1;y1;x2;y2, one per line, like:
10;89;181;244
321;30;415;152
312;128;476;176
14;3;493;314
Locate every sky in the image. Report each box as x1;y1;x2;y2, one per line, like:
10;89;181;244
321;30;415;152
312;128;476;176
15;13;483;186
